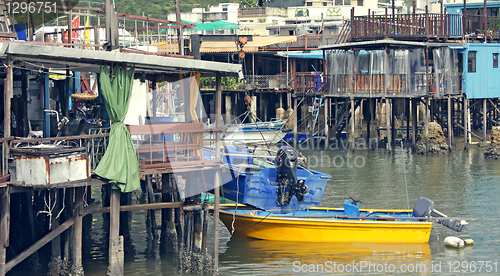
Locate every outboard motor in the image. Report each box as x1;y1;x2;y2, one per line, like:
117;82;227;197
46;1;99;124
274;146;308;205
413;197;467;232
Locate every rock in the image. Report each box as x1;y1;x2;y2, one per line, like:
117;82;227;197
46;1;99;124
416;122;449;154
484;126;500;159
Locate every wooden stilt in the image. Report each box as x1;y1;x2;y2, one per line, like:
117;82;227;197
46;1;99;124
391;98;396;148
468;99;472;145
51;190;61;260
350;97;355;151
324;98;329;150
464;96;468;150
73;187;84;270
406;99;410;142
108;188;123;275
386;98;392;152
225;95;231;125
484;98;487;142
0;186;10;276
214;72;222;273
412;98;418;151
293;97;298;149
367;100;371;150
201;203;208;253
309;98;313;150
448;95;452;151
425;97;429;154
64;188;74;261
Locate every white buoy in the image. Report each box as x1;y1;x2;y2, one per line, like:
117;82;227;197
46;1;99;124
276;108;285;120
444;236;465;248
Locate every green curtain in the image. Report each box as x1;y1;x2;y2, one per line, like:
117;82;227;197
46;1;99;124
95;65;140;192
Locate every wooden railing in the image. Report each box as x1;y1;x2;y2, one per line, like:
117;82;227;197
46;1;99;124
262;35;339;50
351;13;500;40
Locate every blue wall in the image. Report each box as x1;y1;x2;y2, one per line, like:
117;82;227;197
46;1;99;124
463;43;500;99
445;3;500;15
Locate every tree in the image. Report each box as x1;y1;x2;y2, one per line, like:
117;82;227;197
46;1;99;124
240;0;257;8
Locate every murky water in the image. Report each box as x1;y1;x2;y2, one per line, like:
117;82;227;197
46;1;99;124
83;147;500;275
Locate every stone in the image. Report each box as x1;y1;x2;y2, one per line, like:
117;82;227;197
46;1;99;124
416;122;449;154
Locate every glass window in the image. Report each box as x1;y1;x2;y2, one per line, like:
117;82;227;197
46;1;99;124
468;51;476;73
222;5;228;11
494;53;498;68
357;0;363;5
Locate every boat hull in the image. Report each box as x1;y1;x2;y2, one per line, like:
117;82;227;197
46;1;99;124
219;208;433;243
220;166;330;213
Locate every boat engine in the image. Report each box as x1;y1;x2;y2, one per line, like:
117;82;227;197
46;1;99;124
274;147;308;205
413;197;467;232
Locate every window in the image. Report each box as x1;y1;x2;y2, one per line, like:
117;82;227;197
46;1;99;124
295;8;309;17
468;51;476;73
357;0;363;6
307;2;312;6
494;53;498;68
323;2;328;6
222;5;228;12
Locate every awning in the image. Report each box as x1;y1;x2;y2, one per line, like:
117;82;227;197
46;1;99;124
201;35;297;53
195;20;239;32
276;50;324;59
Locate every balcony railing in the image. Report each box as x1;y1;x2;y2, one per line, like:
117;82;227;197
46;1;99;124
244;74;292;90
351;13;500;40
262;35;339;50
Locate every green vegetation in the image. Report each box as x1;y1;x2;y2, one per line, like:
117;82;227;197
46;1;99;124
114;0;238;20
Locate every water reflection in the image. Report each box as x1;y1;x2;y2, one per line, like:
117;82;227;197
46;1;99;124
220;238;431;275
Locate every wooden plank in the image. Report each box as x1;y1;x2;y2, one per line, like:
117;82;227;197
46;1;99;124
4;202;97;273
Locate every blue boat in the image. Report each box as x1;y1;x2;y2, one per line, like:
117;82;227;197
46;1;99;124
213;146;331;213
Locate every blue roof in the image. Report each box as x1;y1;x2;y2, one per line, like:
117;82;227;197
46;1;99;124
286;50;323;59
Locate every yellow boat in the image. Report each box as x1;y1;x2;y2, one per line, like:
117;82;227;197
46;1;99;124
219;207;433;244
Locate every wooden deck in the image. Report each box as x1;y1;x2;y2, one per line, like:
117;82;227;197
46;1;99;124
351;13;500;42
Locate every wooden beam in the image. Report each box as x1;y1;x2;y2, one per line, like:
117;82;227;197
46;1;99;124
4;202;97;273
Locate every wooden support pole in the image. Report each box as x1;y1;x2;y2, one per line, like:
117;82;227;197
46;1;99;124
293;97;298;149
73;187;84;269
108;188;123;275
425;97;430;154
3;57;12;140
350;97;355;151
324;98;329;150
448;95;453;151
214;72;222;273
406;99;410;142
64;188;74;261
412;98;418;151
484;98;487;142
51;190;61;260
225;95;232;125
386;98;391;152
0;186;10;276
391;99;396;148
367;99;371;150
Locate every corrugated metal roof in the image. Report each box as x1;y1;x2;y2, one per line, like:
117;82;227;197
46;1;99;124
201;36;297;53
